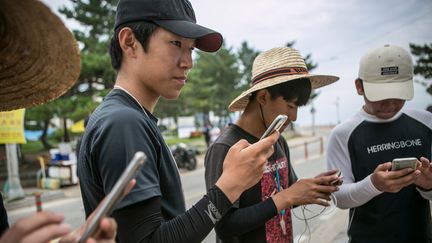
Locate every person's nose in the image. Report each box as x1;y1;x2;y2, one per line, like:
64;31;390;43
180;51;193;71
289;108;298;122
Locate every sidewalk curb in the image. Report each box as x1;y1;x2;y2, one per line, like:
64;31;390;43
4;190;65;211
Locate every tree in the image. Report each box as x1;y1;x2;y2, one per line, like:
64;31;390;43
59;0;117;91
25;103;56;149
410;43;432;95
187;44;241;126
237;41;260;90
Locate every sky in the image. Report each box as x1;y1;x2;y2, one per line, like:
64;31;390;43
45;0;432;126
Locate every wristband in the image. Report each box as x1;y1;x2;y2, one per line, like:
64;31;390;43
205;185;232;223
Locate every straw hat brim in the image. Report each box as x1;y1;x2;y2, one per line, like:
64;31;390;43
0;0;80;111
228;74;339;112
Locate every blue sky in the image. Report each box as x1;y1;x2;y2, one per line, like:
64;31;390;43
46;0;432;126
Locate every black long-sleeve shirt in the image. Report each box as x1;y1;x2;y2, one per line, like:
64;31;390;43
113;186;232;243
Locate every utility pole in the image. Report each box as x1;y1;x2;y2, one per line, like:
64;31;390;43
335;96;341;124
6;144;25;201
310;104;316;136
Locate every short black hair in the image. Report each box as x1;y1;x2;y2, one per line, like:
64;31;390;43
250;78;312;106
109;21;158;70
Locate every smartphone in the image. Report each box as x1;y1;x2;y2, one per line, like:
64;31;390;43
79;151;146;243
391;157;417;171
260;115;288;140
330;171;342;185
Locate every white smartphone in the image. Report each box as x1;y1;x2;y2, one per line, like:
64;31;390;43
79;151;147;243
260;115;288;140
391;157;418;171
330;171;342;185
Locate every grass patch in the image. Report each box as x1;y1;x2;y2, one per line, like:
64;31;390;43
164;136;203;146
21;139;59;154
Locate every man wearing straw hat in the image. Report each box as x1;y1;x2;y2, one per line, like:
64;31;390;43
326;44;432;243
77;0;278;242
0;0;133;242
204;47;341;243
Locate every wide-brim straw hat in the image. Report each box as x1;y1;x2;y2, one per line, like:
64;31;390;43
0;0;80;111
228;47;339;112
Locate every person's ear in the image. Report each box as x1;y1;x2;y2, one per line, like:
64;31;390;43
355;79;365;96
256;89;270;106
118;27;138;58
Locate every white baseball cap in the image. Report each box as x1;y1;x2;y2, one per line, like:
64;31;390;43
358;44;414;102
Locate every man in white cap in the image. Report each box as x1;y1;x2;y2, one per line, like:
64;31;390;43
204;47;341;243
77;0;278;242
327;44;432;243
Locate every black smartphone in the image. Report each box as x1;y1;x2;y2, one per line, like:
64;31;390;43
79;151;146;243
260;115;288;140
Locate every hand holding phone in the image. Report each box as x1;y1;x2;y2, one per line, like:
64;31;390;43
260;115;288;140
391;157;418;171
79;151;146;243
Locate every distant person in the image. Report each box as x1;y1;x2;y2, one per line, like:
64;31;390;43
0;0;130;242
209;125;221;145
203;122;212;147
204;47;341;243
327;44;432;243
77;0;278;242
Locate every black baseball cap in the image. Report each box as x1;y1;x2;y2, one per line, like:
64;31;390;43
115;0;223;52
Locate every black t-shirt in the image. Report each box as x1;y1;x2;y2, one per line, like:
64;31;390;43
0;193;8;236
78;89;238;242
78;89;185;218
205;124;298;243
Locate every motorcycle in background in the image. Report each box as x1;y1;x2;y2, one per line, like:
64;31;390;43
171;143;198;171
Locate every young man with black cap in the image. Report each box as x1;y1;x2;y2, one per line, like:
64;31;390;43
204;47;341;243
0;0;129;242
77;0;278;242
327;44;432;243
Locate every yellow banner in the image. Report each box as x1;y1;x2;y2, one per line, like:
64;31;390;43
0;109;26;144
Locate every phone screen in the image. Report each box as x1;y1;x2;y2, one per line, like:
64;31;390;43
79;151;146;243
260;115;288;140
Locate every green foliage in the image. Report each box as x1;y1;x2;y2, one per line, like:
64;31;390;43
59;0;117;52
410;43;432;95
21;139;59;153
193;44;241;117
164;136;203;146
237;41;260;89
25;102;55;130
60;0;117;96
